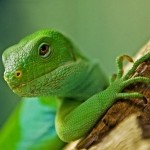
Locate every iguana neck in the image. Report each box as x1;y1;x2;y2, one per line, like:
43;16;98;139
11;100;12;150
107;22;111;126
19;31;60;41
62;61;107;101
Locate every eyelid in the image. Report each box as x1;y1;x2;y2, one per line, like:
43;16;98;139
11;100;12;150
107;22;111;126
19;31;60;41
38;42;53;59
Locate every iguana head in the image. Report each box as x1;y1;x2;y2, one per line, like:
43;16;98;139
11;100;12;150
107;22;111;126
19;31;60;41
2;30;87;97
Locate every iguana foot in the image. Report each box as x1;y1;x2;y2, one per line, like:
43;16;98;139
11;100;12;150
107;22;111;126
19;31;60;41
110;53;150;101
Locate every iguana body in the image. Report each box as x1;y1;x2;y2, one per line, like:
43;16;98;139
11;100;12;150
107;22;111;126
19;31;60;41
1;30;150;149
0;97;65;150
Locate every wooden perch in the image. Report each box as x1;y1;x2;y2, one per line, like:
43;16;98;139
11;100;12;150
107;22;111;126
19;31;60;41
64;41;150;150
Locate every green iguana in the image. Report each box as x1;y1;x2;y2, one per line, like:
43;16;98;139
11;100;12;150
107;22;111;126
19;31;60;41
1;30;150;150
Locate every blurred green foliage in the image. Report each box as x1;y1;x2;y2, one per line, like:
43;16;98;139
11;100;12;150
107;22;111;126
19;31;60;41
1;0;150;126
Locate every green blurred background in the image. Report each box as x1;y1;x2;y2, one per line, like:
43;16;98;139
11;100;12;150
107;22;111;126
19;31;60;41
1;0;150;127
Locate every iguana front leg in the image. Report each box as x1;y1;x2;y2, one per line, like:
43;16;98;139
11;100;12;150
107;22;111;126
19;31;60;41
56;53;150;142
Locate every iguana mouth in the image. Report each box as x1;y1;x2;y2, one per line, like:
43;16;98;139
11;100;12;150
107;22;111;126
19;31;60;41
10;68;55;91
8;61;75;96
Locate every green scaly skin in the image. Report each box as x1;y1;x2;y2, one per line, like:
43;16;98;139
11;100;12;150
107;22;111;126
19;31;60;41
1;30;150;148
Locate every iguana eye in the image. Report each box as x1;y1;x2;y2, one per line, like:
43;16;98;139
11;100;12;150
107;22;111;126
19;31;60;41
39;43;51;58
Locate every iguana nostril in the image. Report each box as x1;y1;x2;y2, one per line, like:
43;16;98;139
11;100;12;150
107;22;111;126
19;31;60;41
15;70;22;78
